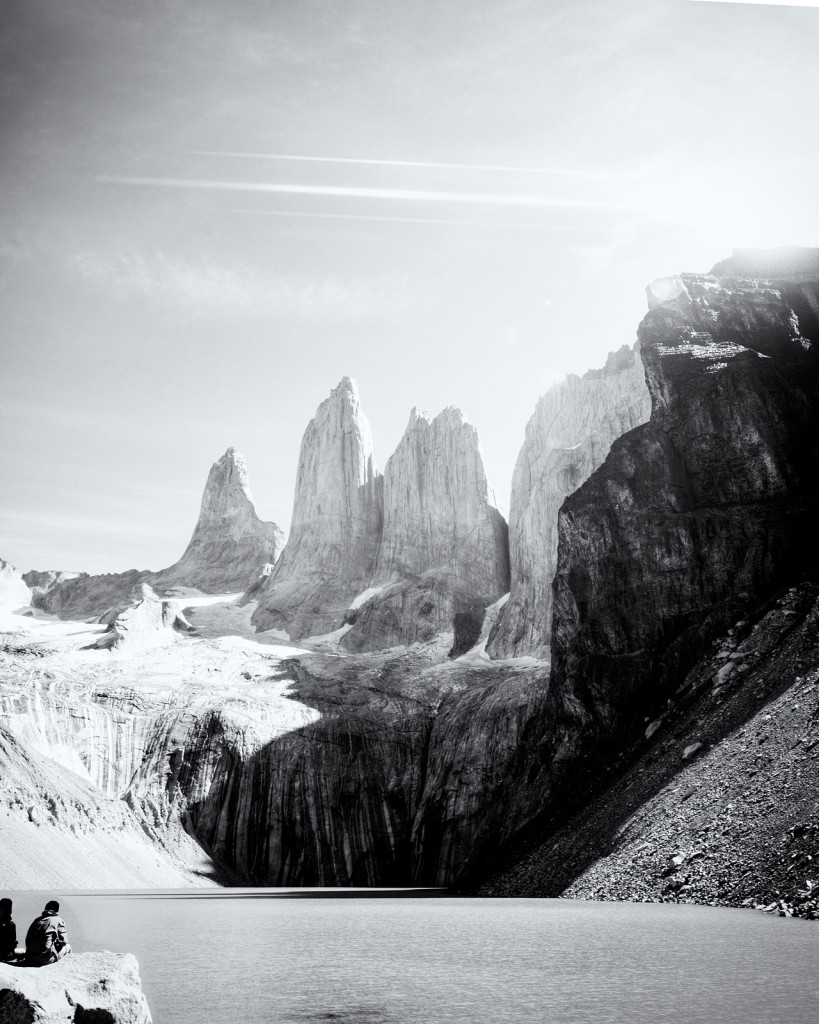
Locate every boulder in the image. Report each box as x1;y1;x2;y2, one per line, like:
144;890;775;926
0;951;151;1024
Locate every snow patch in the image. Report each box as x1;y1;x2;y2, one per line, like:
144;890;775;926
348;585;384;611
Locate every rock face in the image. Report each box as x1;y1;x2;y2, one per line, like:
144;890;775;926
486;344;650;660
156;447;284;594
28;449;282;620
552;260;819;732
0;952;152;1024
251;378;383;639
410;664;553;885
477;581;819;911
342;407;510;653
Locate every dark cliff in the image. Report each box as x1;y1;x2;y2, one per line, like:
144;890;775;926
551;264;819;750
472;250;819;895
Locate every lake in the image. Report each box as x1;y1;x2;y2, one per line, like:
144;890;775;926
5;892;818;1023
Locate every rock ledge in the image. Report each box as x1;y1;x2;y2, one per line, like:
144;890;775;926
0;951;152;1023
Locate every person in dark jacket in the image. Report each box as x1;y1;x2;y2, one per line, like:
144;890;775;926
25;901;71;966
0;898;17;962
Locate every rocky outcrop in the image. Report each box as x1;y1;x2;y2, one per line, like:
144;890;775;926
182;645;551;887
342;407;509;653
27;570;150;622
87;585;194;651
155;447;284;593
0;952;152;1024
486;344;650;660
22;570;80;598
28;449;282;620
251;378;383;639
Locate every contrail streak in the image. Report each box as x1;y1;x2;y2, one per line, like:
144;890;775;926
188;150;638;178
96;175;632;210
220;207;599;230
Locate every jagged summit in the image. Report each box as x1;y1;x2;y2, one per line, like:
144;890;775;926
190;447;256;520
341;403;509;654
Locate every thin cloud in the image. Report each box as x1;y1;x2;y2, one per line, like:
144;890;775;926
96;175;634;211
70;248;428;321
221;207;601;231
188;150;640;179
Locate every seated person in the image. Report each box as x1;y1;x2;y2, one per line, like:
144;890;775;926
0;898;17;962
25;900;71;966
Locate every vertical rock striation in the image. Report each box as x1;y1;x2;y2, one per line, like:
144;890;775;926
342;407;509;653
487;345;650;660
251;377;383;639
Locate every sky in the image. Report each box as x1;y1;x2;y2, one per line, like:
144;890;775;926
2;0;819;574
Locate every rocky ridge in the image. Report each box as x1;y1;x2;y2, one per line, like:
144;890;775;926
487;343;650;659
87;584;195;651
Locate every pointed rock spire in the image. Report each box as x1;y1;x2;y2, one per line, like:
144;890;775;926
157;448;285;594
251;378;383;639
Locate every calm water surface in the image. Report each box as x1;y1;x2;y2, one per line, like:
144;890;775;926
7;892;818;1024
